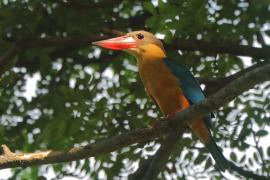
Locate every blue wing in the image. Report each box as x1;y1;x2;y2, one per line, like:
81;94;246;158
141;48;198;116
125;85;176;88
163;58;212;122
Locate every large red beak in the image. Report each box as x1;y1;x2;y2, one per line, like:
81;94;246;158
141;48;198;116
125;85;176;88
92;36;136;50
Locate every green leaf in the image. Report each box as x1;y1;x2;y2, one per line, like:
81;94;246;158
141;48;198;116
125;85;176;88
239;155;246;163
253;152;259;163
265;30;270;37
184;151;193;160
248;157;254;166
204;157;212;170
163;30;173;43
230;152;237;162
255;130;268;137
194;154;206;165
145;16;159;29
267;146;270;157
143;2;156;15
158;0;166;14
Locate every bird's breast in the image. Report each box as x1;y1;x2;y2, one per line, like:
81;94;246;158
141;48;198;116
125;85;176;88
138;59;190;115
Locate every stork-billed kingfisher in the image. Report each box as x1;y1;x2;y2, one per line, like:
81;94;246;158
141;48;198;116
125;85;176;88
93;31;228;171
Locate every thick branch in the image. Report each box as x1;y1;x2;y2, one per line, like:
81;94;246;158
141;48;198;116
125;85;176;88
0;35;109;74
13;36;270;60
143;131;184;180
0;46;20;74
1;33;268;75
128;131;187;180
0;128;160;169
0;63;269;171
169;40;270;59
16;35;108;49
128;158;151;180
16;35;270;59
55;0;123;10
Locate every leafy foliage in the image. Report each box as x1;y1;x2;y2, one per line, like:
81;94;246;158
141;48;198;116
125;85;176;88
0;0;269;179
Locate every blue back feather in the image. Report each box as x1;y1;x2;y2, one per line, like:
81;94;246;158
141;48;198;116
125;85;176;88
163;58;212;122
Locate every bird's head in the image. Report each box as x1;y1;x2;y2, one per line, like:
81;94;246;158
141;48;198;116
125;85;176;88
93;30;166;60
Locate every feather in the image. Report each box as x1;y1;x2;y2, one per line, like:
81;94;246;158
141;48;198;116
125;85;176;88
163;58;212;125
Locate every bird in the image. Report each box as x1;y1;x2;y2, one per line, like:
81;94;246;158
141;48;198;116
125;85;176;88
92;30;228;171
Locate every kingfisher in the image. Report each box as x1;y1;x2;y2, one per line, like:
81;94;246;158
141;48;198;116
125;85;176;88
93;30;228;171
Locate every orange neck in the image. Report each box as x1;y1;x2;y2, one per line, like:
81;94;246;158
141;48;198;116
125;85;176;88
125;43;166;63
141;44;166;60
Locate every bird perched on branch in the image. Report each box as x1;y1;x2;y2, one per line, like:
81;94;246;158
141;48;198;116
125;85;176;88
93;30;228;171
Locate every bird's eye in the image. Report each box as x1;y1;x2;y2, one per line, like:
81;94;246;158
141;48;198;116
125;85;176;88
137;33;144;40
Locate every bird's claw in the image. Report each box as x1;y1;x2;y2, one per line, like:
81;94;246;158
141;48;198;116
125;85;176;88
150;109;184;129
166;109;184;119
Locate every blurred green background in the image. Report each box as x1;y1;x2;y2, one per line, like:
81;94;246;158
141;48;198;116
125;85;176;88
0;0;269;179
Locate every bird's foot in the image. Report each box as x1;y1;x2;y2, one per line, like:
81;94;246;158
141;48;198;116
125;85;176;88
166;109;184;120
150;109;185;129
166;113;175;119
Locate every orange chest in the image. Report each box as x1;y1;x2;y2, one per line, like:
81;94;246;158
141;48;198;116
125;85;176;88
138;59;190;115
138;60;179;93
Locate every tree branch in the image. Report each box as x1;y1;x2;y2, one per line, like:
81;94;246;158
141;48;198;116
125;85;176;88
142;131;184;180
0;128;160;169
128;158;151;180
228;161;269;180
199;62;267;95
17;34;270;60
0;35;109;74
128;131;186;180
55;0;123;10
0;63;269;175
1;32;269;76
16;35;108;49
169;39;270;59
0;45;20;74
